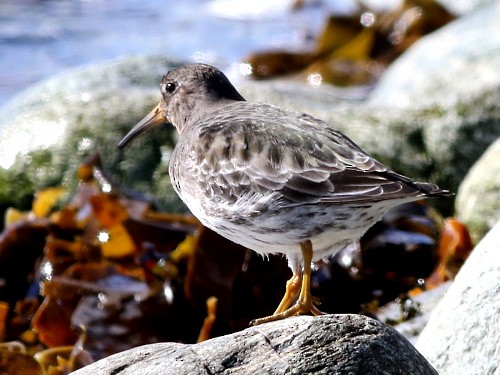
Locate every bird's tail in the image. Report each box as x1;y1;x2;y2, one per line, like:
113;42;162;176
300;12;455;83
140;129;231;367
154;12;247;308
415;182;454;197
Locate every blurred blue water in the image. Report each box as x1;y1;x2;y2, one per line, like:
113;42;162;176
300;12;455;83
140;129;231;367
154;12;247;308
0;0;355;106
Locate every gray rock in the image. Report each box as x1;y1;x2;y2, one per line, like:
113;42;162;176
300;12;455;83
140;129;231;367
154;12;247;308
416;222;500;375
437;0;497;15
455;139;500;243
369;2;500;108
365;0;495;16
244;82;499;198
376;282;452;345
0;56;188;212
70;314;437;375
1;55;498;217
0;55;180;135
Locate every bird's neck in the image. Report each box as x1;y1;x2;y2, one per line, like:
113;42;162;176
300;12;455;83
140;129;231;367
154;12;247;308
172;97;244;134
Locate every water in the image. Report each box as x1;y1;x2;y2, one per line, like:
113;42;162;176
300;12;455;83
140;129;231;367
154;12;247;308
0;0;357;106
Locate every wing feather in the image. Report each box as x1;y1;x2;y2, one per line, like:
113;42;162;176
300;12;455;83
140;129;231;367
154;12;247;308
188;103;432;207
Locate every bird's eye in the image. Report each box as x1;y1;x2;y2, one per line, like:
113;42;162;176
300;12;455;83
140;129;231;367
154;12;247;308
165;82;176;94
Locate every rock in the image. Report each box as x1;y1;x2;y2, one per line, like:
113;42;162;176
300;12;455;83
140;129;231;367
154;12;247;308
70;314;437;375
416;222;500;375
376;282;452;345
368;2;500;108
1;54;498;218
455;139;500;243
437;0;496;15
364;0;495;16
242;81;499;201
417;86;499;199
0;56;188;214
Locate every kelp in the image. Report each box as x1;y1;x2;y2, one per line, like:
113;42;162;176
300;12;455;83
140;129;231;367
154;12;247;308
245;0;455;86
0;153;469;371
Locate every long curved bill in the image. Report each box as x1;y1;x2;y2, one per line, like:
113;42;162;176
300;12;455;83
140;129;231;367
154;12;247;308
118;102;167;149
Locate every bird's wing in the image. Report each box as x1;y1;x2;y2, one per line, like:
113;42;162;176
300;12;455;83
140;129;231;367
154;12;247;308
190;103;428;206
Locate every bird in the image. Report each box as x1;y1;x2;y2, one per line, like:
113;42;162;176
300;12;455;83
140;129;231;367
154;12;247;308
118;63;451;325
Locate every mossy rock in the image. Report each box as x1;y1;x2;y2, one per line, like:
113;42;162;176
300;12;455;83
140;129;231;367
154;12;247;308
455;139;500;243
1;56;499;228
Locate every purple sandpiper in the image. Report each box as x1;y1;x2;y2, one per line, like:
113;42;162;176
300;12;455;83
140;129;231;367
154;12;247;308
118;64;451;325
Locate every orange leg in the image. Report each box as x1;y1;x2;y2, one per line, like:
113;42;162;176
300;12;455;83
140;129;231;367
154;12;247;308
273;273;302;315
250;240;325;326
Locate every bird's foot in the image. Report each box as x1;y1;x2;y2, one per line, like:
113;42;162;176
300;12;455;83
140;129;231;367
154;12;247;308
250;292;325;326
250;240;326;326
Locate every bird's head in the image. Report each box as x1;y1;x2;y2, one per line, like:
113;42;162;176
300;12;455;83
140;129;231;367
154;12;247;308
118;64;244;149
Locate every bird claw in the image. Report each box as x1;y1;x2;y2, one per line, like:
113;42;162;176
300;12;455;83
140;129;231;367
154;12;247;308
250;293;325;326
251;240;326;326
